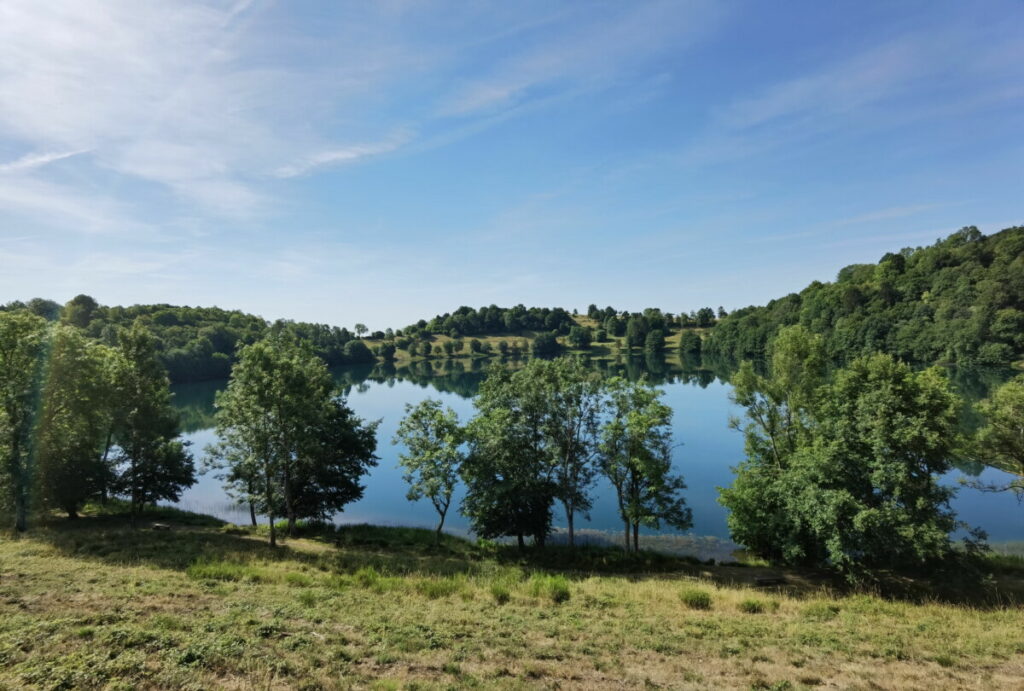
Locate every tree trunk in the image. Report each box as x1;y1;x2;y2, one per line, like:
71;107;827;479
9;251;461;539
517;533;525;550
249;501;257;527
435;507;447;545
11;436;26;532
264;461;276;548
632;522;640;554
624;520;631;552
283;463;295;537
565;502;575;548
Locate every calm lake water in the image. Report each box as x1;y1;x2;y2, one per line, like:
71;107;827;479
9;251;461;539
170;357;1024;556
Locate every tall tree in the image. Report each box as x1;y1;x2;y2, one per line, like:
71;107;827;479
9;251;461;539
599;377;691;552
0;311;48;531
538;358;603;547
212;334;377;545
393;399;464;542
462;366;556;548
721;327;966;578
36;326;117;518
111;324;195;525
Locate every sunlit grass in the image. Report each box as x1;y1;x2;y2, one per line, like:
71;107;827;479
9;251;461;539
1;506;1023;689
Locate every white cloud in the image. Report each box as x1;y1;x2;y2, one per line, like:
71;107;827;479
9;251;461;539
274;131;413;178
0;149;89;174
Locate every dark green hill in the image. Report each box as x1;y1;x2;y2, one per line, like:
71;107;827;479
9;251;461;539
706;226;1024;366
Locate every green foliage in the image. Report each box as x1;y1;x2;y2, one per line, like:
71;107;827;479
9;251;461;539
720;327;967;579
531;331;561;356
739;598;766;614
973;375;1024;496
109;323;196;519
210;334;378;545
680;587;712;610
599;377;692;552
0;310;48;530
706;226;1024;366
36;326;118;518
527;573;571;603
393;399;464;539
461;365;558;546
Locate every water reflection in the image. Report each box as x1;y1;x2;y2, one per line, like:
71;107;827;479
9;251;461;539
169;353;1023;551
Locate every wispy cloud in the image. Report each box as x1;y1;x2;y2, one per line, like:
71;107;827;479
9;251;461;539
831;203;952;227
0;149;89;174
438;0;724;117
274;131;413;178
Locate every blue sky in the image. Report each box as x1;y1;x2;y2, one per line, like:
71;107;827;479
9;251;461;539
0;0;1021;330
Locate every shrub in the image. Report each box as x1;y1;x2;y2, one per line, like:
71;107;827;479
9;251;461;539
802;601;841;621
739;598;766;614
680;587;712;610
490;581;511;605
416;577;462;599
528;573;570;604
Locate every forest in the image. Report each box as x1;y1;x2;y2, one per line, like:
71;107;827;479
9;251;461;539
4;227;1021;391
706;225;1024;366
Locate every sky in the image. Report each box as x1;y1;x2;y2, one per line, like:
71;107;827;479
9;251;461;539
0;0;1021;330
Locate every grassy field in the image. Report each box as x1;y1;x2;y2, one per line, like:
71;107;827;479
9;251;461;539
2;506;1023;690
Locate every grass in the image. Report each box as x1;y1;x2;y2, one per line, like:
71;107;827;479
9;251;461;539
1;506;1023;689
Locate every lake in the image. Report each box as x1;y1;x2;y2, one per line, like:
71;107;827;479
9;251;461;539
170;356;1024;558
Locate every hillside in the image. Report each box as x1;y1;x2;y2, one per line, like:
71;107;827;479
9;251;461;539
706;226;1024;367
1;505;1023;689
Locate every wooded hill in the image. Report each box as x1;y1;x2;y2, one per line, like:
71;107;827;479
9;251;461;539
706;226;1024;367
4;225;1021;384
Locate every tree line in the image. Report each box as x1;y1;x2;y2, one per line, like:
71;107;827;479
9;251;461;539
706;226;1024;367
3;303;1021;585
393;357;691;550
0;312;195;530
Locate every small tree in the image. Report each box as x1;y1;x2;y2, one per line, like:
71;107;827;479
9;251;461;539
599;377;691;552
354;323;368;338
393;399;464;542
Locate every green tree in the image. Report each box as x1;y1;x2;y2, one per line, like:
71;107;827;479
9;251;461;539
679;330;702;357
540;358;604;547
567;325;592;349
973;375;1024;497
721;327;966;578
625;317;646;349
393;399;464;542
644;329;664;353
599;377;691;552
531;331;561;356
110;324;195;525
0;311;48;531
462;366;556;548
63;294;99;329
354;323;368;338
36;326;117;518
212;335;377;545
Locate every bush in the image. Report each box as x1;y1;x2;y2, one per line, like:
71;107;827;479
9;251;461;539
680;587;712;610
528;573;570;604
802;602;841;621
739;598;766;614
415;577;463;599
490;581;511;605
